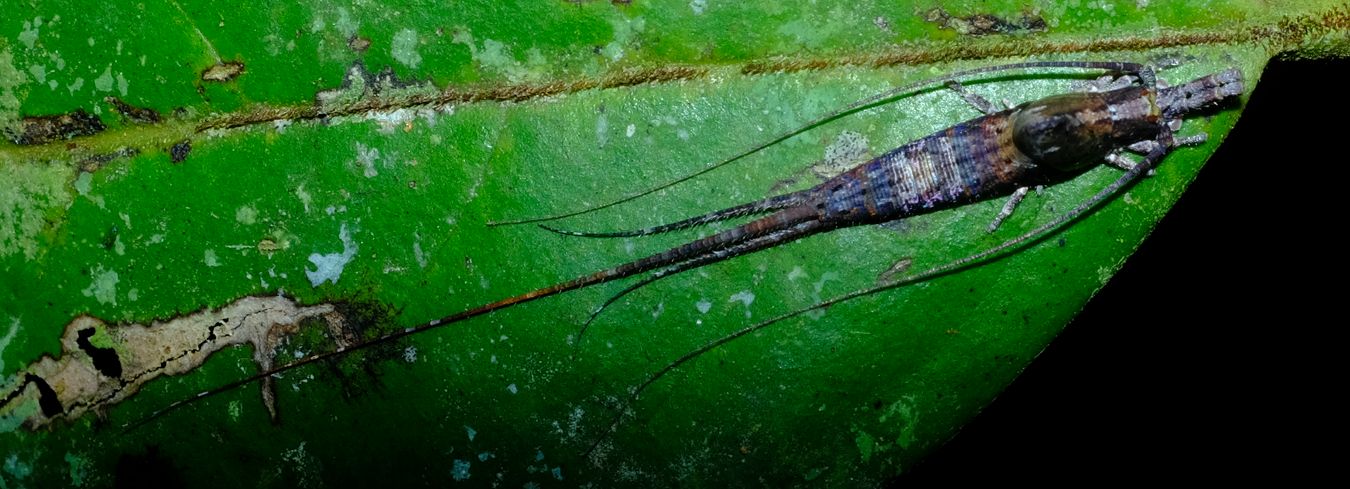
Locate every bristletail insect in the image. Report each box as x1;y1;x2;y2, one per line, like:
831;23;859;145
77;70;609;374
125;61;1244;436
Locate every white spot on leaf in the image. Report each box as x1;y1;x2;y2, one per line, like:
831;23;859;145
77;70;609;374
305;224;358;287
93;65;113;92
391;29;422;68
451;459;470;481
81;266;118;306
18;18;41;49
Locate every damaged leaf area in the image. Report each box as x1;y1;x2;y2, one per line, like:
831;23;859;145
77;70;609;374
0;297;345;430
0;1;1347;487
2;109;104;146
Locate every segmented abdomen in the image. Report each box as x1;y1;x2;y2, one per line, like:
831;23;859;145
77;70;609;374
815;112;1036;223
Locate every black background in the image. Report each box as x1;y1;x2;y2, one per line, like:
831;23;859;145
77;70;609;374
897;57;1344;483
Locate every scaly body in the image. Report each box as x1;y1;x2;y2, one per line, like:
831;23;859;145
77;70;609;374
460;76;1208;316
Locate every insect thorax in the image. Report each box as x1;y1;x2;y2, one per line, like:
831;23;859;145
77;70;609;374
1010;85;1161;172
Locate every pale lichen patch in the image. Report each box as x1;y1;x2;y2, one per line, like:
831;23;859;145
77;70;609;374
595;109;609;148
305;223;358;287
818;131;871;178
26;65;45;85
64;452;90;487
0;318;20;374
295;184;313;213
235;205;258;225
412;232;428;268
18;17;42;49
80;266;118;306
690;0;708;15
451;30;541;83
334;7;359;38
93;65;114;92
728;290;755;318
451;459;471;481
0;157;72;260
353;141;380;177
1;46;29;138
391;29;422;69
0;296;347;430
3;453;33;482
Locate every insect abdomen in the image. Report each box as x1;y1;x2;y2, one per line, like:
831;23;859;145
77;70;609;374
817;113;1035;222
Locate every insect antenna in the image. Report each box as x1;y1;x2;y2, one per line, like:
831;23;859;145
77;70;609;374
583;140;1171;457
489;61;1145;227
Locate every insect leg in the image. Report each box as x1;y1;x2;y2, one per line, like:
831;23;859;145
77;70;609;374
584;139;1174;456
573;217;826;349
987;186;1031;233
1173;134;1208;146
945;80;999;115
539;191;808;238
493;61;1147;227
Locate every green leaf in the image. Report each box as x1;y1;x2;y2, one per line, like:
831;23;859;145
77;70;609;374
0;1;1346;486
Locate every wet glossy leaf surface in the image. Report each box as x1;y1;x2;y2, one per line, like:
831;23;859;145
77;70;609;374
1;1;1347;486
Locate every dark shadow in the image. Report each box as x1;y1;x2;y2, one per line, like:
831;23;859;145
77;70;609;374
893;56;1346;485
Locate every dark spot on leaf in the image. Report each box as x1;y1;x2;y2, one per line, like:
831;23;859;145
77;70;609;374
104;96;161;124
1058;237;1067;247
3;109;106;145
25;374;63;418
76;327;124;378
201;61;245;82
314;298;407;399
101;226;119;250
170;139;192;163
873;400;884;410
314;61;429;106
924;8;1047;36
80;147;140;172
115;446;187;489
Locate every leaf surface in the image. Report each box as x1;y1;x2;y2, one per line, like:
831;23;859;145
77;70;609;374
1;1;1347;486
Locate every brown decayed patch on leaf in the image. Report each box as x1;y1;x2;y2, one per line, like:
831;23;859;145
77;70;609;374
201;61;245;82
104;97;162;124
3;109;106;145
924;8;1048;36
79;147;140;173
347;36;372;53
0;296;348;430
